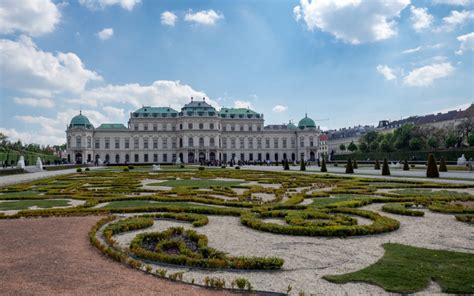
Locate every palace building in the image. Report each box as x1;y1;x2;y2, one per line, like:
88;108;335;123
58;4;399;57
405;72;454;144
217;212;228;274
66;98;325;164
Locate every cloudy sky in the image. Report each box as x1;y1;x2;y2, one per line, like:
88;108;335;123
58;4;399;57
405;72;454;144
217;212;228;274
0;0;473;145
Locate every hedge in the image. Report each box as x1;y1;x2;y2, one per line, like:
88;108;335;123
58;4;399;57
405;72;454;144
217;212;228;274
382;203;424;216
333;148;474;162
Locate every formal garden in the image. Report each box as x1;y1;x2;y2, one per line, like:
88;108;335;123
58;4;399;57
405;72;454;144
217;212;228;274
0;165;473;295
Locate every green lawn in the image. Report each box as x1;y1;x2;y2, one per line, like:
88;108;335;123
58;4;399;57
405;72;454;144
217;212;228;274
0;191;42;198
324;243;474;294
309;194;371;208
0;199;71;210
150;179;242;188
101;200;207;209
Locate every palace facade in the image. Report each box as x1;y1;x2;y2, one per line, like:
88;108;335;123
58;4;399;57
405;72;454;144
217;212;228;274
66;98;326;164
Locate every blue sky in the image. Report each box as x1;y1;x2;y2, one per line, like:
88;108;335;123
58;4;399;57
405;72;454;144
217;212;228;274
0;0;473;145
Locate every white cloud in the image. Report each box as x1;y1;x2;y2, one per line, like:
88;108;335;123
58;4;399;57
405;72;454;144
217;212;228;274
456;32;474;54
438;10;474;31
102;106;125;121
13;97;55;108
0;36;101;96
96;28;113;40
402;46;422;54
376;65;397;81
0;127;64;146
184;10;223;26
72;80;217;110
233;100;253;109
432;0;473;6
79;0;141;11
403;62;454;87
161;11;177;27
410;6;434;32
293;0;410;44
0;0;60;36
272;105;288;113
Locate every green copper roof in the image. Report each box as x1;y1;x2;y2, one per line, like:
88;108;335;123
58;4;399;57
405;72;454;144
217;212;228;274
97;123;127;129
69;112;93;129
287;121;298;130
220;108;259;115
181;99;216;112
134;106;178;114
298;114;316;129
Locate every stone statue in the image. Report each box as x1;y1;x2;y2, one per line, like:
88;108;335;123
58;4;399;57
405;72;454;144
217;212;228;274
36;157;43;171
457;154;467;166
152;164;161;171
17;156;25;169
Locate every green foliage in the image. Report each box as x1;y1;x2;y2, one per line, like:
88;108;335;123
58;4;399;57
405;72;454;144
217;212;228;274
445;133;457;148
403;159;409;171
284;159;290;171
439;157;448;172
348;141;357;152
320;158;327;172
324;243;474;294
339;144;346;151
352;159;358;169
300;160;306;171
231;277;252;291
155;179;242;188
455;215;474;223
204;277;225;289
359;142;369;152
381;158;390;176
0;199;71;210
76;168;82;172
382;203;424;216
345;158;353;174
426;154;439;178
198;166;205;171
468;134;474;146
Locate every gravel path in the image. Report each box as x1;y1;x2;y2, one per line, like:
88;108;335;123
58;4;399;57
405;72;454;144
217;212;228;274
111;207;474;295
0;216;234;296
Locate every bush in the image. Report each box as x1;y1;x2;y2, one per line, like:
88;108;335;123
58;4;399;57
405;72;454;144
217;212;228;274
128;165;134;170
403;160;409;171
76;168;82;172
85;167;90;171
231;277;252;291
382;203;424;216
439;157;448;172
198;166;205;171
123;168;129;172
300;160;306;171
345;158;353;174
426;154;439;178
320;158;327;172
352;159;358;169
221;165;226;169
374;160;380;170
235;166;240;170
284;160;290;171
382;158;390;176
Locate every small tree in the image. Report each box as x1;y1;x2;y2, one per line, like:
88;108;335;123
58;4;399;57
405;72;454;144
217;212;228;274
284;159;290;171
353;159;358;169
468;134;474;146
345;158;354;174
403;159;409;171
439;157;448;172
339;144;346;151
320;158;327;172
382;158;390;176
348;141;358;152
374;159;380;170
300;159;306;171
426;154;439;178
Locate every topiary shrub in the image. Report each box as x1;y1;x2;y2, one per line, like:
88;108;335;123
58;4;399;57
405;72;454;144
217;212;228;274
345;158;353;174
180;164;185;169
403;160;409;171
235;166;240;170
85;167;90;171
128;165;134;170
320;158;327;172
352;159;358;169
374;159;380;170
123;168;129;172
198;166;205;171
382;158;390;176
221;165;226;169
300;160;306;171
284;159;290;171
426;154;439;178
439;157;448;172
76;168;82;172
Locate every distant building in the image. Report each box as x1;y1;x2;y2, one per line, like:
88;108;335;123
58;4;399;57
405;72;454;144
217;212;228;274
65;98;324;164
327;125;376;156
379;104;474;130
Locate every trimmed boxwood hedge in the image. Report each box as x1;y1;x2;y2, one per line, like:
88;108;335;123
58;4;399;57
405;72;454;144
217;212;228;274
382;203;424;217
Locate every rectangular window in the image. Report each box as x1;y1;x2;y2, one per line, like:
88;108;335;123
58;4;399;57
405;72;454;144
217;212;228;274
257;138;262;149
248;125;253;131
300;138;304;148
125;138;130;149
231;124;235;131
143;138;149;149
222;125;227;131
265;138;270;149
240;138;244;149
134;154;139;162
199;123;204;129
249;153;253;161
240;125;244;131
240;153;244;161
172;138;177;149
231;138;236;149
153;154;158;162
162;138;168;149
283;138;287;148
222;138;227;148
188;123;193;129
144;154;149;162
95;139;100;149
274;138;279;148
257;126;261;131
134;125;138;131
144;124;148;131
291;139;296;148
258;153;262;161
172;154;176;162
87;137;91;148
134;138;139;149
115;138;120;149
153;139;158;149
153;124;157;131
76;137;81;148
105;138;110;149
172;125;176;131
210;123;214;130
248;138;253;149
163;153;167;162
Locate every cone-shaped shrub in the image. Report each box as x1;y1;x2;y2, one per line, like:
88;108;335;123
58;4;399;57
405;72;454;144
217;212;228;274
300;160;306;171
403;159;409;171
439;157;448;172
382;158;390;176
321;158;327;172
427;154;439;178
374;159;380;170
345;158;354;174
353;159;358;169
284;159;290;171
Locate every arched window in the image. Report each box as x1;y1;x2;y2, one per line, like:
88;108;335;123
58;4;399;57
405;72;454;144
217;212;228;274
115;154;120;163
210;137;215;147
105;154;110;163
125;154;130;163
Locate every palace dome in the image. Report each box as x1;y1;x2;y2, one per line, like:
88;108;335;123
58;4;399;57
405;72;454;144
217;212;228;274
69;112;93;129
298;114;316;129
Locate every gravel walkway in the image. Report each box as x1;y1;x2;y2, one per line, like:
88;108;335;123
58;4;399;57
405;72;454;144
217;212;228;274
0;216;235;296
111;207;473;295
